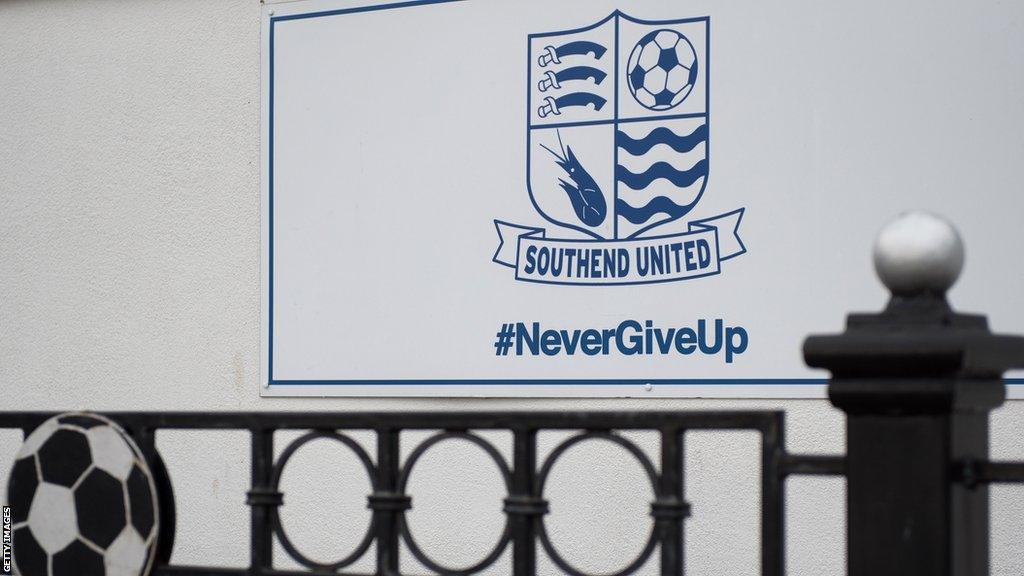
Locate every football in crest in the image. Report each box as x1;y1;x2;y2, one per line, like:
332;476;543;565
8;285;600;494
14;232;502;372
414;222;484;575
626;29;698;110
5;413;159;576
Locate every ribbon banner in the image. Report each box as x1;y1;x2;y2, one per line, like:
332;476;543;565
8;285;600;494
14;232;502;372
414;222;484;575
493;209;745;286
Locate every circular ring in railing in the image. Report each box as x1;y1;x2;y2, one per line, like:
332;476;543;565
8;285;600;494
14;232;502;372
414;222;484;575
535;432;660;576
269;430;378;571
397;431;513;575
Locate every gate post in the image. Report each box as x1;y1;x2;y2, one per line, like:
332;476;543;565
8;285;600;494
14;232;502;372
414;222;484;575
803;212;1024;576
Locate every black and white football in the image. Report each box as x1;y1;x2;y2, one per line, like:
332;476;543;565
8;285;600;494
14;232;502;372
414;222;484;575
6;412;159;576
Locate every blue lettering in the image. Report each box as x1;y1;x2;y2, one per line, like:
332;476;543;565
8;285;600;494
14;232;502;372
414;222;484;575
565;250;577;277
674;327;696;354
697;239;712;269
618;249;630;276
636;247;649;276
654;327;676;353
616;320;643;355
516;322;539;355
602;328;616;354
650;246;664;275
549;248;563;277
541;329;561;355
580;329;602;355
536;247;550;276
684;241;697;271
698;319;723;354
670;243;683;272
576;249;589;278
523;245;537;275
561;329;581;354
726;326;748;363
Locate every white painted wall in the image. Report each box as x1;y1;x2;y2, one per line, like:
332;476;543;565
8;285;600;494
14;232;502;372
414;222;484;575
0;1;1022;574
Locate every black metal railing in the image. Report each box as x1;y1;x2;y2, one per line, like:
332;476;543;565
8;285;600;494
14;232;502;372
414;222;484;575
0;410;846;576
5;216;1024;576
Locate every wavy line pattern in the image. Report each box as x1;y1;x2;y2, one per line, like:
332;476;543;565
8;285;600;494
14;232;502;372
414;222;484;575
616;124;707;156
616;159;707;190
615;196;700;225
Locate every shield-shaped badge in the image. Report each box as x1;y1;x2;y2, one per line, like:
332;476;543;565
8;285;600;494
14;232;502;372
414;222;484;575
527;12;709;240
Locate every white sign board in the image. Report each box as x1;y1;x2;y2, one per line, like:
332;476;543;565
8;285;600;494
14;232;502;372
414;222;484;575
261;0;1024;397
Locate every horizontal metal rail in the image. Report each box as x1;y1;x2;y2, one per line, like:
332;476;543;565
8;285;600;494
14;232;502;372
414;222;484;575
978;461;1024;483
956;459;1024;488
782;454;846;477
0;410;786;431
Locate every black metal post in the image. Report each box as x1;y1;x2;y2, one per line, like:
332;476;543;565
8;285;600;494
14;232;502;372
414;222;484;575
373;428;404;576
760;414;785;576
656;426;685;575
135;426;177;566
248;428;275;575
804;214;1024;576
507;428;541;576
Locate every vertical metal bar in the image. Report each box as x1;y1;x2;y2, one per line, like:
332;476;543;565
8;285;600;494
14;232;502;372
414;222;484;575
844;412;950;576
761;414;785;576
511;428;538;576
376;428;401;576
658;427;685;576
951;411;991;576
840;404;996;576
135;426;176;566
250;428;274;575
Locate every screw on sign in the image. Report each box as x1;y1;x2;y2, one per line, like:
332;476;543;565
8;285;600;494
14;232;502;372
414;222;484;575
5;413;159;576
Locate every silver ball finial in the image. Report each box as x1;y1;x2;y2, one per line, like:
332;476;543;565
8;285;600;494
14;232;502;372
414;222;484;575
873;211;964;296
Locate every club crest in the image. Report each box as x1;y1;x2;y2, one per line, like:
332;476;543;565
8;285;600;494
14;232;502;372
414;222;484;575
494;12;745;286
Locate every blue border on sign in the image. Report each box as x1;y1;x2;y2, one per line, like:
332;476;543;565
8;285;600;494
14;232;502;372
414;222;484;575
265;1;1024;389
